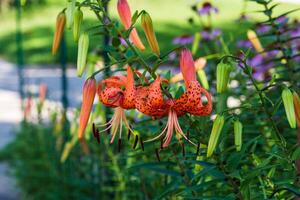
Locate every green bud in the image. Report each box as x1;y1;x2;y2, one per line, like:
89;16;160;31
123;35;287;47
216;61;233;93
77;33;89;77
282;88;296;128
66;0;76;29
207;115;225;157
73;8;83;42
141;11;160;55
234;120;243;151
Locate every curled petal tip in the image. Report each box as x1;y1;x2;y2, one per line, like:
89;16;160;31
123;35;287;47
180;48;196;85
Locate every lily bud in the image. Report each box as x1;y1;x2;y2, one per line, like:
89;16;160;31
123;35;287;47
78;78;96;139
77;33;89;77
73;8;83;42
282;88;296;129
117;0;145;50
66;0;76;29
247;30;264;53
207;115;225;157
52;11;66;55
234;120;243;151
216;61;232;93
141;11;160;55
293;92;300;127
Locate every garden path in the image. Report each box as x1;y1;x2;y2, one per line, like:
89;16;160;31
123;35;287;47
0;59;84;199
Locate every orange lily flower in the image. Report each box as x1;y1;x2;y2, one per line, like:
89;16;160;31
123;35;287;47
135;49;213;147
173;49;212;116
97;66;136;144
117;0;145;51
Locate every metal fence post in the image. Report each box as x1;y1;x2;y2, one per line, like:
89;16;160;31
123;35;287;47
16;0;24;100
60;34;68;110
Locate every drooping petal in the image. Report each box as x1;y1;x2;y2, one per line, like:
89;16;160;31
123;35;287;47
180;48;196;86
99;87;123;108
174;49;213;116
135;76;170;117
122;66;136;109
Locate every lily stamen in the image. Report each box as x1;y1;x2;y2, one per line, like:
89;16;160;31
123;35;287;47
145;110;196;147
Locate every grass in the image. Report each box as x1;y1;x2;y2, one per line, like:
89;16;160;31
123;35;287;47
0;0;298;65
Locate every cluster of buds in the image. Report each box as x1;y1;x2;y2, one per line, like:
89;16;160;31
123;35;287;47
52;2;89;78
207;115;244;157
77;48;213;150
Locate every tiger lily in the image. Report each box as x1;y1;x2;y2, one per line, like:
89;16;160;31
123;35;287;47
135;48;213;147
117;0;145;51
97;66;136;144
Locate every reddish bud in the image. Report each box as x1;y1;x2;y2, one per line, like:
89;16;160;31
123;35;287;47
52;11;66;55
117;0;145;50
78;78;96;139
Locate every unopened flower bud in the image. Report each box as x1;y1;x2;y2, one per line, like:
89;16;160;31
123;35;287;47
77;33;89;77
66;0;76;29
293;92;300;128
78;78;96;139
73;8;83;42
216;61;232;93
207;115;225;157
141;11;160;55
52;11;66;55
247;30;264;53
234;120;243;151
282;88;296;128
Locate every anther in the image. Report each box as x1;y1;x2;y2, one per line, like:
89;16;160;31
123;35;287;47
155;148;161;162
196;141;200;155
133;135;139;149
140;138;145;151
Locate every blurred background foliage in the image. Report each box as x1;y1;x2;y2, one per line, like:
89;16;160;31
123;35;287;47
0;0;297;64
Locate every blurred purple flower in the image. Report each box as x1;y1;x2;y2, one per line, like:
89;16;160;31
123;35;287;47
275;16;289;26
172;35;194;45
201;28;222;41
247;50;280;80
198;2;218;16
256;24;271;34
290;26;300;38
119;37;128;47
237;40;252;49
168;51;177;61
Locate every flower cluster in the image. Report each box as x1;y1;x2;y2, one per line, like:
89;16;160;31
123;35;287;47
95;49;212;148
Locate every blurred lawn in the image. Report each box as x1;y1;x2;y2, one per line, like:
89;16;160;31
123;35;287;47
0;0;298;65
